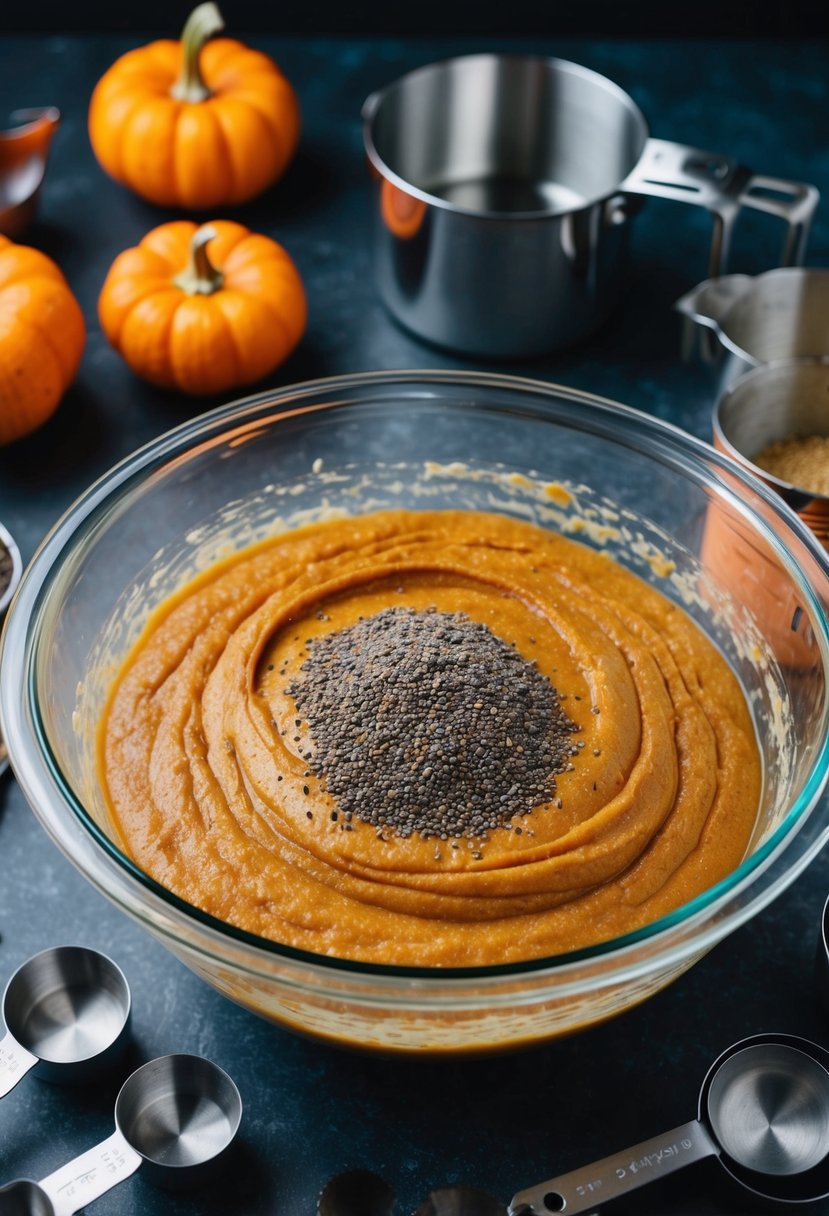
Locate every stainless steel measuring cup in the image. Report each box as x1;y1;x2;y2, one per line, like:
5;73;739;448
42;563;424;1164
676;266;829;388
509;1033;829;1214
0;1053;242;1215
362;53;819;358
0;946;131;1097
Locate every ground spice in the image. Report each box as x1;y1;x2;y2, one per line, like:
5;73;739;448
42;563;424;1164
286;606;579;840
753;434;829;496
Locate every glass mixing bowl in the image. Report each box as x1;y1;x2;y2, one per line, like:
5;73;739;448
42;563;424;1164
3;370;829;1054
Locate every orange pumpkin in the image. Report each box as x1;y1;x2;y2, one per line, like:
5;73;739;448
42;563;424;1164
88;3;300;209
0;234;85;445
98;219;306;395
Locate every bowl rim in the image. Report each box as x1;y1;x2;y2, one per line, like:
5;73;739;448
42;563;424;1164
4;367;829;988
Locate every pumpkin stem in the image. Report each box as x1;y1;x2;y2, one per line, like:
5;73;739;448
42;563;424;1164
173;225;225;295
170;2;225;103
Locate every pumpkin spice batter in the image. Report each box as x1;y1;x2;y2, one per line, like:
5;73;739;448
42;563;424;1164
98;509;761;967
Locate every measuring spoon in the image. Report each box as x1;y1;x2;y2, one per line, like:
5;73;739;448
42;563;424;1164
0;946;131;1098
0;1053;242;1216
508;1033;829;1214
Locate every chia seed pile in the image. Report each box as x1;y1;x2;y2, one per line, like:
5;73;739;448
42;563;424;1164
286;607;579;840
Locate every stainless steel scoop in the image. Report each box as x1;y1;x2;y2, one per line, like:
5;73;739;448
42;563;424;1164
509;1034;829;1214
0;946;131;1097
0;1053;242;1215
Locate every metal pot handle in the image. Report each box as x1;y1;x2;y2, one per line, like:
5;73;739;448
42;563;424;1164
621;137;819;277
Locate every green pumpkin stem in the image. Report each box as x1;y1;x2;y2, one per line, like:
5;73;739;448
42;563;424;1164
170;2;225;103
173;226;225;295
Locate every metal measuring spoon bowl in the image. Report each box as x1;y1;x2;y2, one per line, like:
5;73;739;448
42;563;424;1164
0;945;131;1098
0;1053;243;1216
707;1039;829;1177
508;1033;829;1216
114;1053;242;1188
0;1178;54;1216
318;1169;397;1216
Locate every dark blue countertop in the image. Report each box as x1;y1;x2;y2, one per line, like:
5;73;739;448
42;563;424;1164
1;30;828;1216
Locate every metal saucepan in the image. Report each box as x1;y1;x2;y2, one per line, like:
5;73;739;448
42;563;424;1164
676;266;829;388
362;53;818;358
320;1034;829;1216
0;946;131;1098
0;1053;242;1215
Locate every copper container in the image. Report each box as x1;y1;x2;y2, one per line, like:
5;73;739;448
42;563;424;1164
713;359;829;547
700;360;829;670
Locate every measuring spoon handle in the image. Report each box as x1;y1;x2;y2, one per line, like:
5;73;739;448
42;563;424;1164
39;1130;142;1216
509;1119;718;1216
0;1031;38;1098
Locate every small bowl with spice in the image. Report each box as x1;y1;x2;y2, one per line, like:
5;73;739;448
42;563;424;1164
3;370;829;1054
713;359;829;546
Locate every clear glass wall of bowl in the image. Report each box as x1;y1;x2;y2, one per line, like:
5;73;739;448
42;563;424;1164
3;371;829;1052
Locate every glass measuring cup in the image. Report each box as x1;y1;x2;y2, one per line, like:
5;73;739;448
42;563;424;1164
0;1053;242;1215
0;946;131;1097
509;1033;829;1214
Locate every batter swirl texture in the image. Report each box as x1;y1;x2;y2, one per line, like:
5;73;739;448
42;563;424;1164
99;510;760;966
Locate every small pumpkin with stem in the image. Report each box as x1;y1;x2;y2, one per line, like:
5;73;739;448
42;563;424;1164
88;3;300;209
98;219;306;395
0;234;85;445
